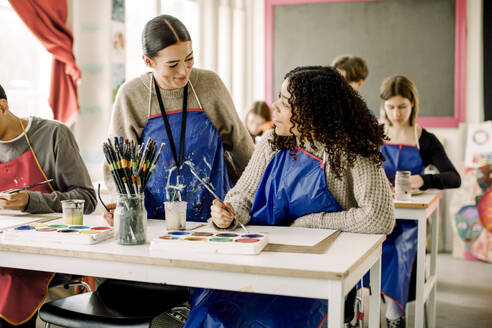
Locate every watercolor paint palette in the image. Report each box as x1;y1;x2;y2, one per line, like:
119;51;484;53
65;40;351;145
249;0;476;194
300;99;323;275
1;223;113;245
150;231;269;255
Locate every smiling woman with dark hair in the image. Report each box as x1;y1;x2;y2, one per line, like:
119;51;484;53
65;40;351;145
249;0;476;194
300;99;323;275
183;66;395;328
104;14;253;224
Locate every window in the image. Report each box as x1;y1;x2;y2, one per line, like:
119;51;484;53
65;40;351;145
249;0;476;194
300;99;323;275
125;0;201;80
161;0;201;68
0;0;52;119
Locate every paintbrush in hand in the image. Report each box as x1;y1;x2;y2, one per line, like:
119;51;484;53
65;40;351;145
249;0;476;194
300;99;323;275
188;166;248;233
4;179;54;194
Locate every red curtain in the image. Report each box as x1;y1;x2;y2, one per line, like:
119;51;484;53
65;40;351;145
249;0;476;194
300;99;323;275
9;0;81;125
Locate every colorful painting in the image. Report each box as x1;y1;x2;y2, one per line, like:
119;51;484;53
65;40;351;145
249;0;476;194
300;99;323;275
112;0;125;23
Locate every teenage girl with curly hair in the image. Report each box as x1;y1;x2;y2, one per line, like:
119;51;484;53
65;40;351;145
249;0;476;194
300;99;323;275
183;66;395;328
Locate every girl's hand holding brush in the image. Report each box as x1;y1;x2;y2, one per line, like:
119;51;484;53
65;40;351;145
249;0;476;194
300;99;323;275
103;202;116;226
210;199;236;229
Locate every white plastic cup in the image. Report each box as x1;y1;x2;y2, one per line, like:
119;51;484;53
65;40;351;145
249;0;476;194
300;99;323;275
61;200;85;225
164;201;187;231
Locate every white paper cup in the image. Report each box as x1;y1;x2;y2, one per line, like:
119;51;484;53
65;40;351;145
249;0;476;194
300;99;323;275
164;201;187;230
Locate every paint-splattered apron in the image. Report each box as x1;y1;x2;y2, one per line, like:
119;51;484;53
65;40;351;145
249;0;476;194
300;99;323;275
377;138;424;314
141;77;231;220
185;147;342;328
0;119;55;325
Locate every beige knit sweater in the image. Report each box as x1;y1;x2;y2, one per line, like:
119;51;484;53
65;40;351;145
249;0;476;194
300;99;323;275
224;130;395;234
104;68;254;192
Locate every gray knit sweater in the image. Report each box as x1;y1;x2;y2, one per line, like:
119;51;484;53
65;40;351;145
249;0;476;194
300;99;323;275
0;117;97;214
105;68;254;192
225;130;395;234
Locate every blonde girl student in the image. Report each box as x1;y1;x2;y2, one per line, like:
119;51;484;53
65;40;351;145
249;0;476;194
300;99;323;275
183;66;395;328
378;75;461;327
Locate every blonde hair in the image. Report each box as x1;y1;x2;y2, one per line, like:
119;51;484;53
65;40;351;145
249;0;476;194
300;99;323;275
244;101;272;139
245;101;271;122
379;75;419;126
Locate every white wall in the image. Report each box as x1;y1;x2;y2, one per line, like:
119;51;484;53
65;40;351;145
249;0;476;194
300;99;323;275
71;0;113;184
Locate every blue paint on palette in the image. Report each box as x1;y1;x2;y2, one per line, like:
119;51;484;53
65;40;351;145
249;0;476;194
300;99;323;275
241;234;264;238
168;231;190;236
70;225;90;230
15;225;35;231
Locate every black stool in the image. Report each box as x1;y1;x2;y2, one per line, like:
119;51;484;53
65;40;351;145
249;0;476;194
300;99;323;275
39;279;189;328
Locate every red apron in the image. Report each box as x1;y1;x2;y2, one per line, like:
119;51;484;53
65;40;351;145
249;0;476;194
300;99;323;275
0;119;55;325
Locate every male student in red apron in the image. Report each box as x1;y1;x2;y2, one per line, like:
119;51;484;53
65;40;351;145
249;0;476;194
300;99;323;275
0;83;96;327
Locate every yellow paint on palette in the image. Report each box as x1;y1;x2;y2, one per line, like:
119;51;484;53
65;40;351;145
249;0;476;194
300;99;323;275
29;223;47;227
79;230;100;234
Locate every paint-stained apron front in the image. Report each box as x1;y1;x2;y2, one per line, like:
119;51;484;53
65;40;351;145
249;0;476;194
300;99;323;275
0;122;55;325
378;143;424;313
185;148;342;328
141;82;231;221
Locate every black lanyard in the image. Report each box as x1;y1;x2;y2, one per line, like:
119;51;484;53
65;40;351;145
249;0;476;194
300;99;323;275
153;77;188;175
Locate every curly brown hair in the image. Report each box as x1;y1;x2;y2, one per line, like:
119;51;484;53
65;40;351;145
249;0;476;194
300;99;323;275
271;66;386;178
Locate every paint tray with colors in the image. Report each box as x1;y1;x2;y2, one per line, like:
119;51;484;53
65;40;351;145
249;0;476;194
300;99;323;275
150;231;269;255
1;224;113;245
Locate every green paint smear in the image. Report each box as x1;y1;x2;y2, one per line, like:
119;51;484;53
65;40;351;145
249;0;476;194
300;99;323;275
48;224;67;228
80;23;105;32
81;64;105;74
209;237;232;242
80;106;103;114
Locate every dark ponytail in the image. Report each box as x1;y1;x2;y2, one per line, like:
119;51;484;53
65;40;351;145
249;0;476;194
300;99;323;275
0;84;6;100
142;15;191;58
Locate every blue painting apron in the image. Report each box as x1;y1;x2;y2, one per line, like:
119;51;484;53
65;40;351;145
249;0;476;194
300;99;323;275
185;147;342;328
375;135;424;314
141;77;231;220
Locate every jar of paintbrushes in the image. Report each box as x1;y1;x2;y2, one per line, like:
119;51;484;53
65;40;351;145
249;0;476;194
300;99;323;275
114;193;147;245
103;136;165;245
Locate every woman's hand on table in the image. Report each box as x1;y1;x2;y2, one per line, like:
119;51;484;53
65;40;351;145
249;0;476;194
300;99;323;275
0;191;29;210
210;199;236;228
103;202;116;226
410;175;424;190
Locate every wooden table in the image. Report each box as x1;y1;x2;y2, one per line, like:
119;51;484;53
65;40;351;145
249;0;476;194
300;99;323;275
394;191;441;328
0;215;386;328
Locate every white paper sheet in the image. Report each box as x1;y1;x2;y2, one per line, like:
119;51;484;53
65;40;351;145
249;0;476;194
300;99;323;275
0;216;41;230
0;210;31;217
193;224;337;247
0;210;61;230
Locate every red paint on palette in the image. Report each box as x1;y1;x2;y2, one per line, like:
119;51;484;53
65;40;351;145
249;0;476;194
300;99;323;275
235;238;260;243
36;228;57;232
92;227;111;230
159;235;178;240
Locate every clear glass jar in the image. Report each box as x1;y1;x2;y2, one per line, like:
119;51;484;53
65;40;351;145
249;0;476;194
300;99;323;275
395;170;411;201
114;194;147;245
61;199;85;225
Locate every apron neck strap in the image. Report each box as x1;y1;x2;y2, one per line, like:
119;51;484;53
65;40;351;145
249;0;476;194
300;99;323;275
18;118;55;192
153;76;189;175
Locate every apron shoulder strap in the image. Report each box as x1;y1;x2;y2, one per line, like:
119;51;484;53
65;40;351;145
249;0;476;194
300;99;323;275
189;80;203;109
18;119;55;192
148;73;153;118
414;125;420;149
